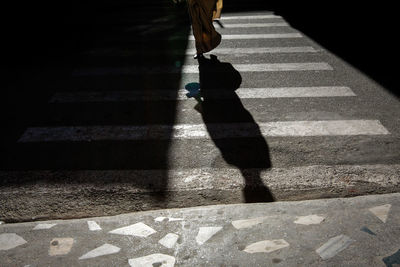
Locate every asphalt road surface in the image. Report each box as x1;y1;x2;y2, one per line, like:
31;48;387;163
1;1;399;222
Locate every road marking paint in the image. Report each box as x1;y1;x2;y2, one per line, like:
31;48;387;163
221;15;282;20
188;33;302;40
72;62;331;76
82;46;318;56
50;87;354;103
214;22;288;28
18;120;390;142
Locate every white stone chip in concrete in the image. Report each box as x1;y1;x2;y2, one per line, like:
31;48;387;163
0;233;27;251
49;238;74;256
232;216;271;229
109;222;156;237
244;239;289;254
196;227;223;245
159;233;179;248
87;221;102;231
129;253;176;267
155;217;183;222
155;217;167;222
316;235;354;260
33;223;57;230
294;215;325;225
168;218;183;222
369;204;391;223
79;243;121;260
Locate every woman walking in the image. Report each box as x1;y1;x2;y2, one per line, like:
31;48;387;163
187;0;223;58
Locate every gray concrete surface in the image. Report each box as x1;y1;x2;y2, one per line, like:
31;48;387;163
1;193;399;266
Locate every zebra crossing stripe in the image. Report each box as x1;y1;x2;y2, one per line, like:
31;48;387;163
18;120;389;142
214;22;289;28
221;15;282;20
82;46;318;56
50;87;355;103
72;62;332;76
182;63;333;73
192;46;318;55
188;33;302;40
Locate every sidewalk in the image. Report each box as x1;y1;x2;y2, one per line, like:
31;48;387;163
1;193;399;266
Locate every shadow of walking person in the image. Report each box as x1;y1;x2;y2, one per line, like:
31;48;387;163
188;55;274;203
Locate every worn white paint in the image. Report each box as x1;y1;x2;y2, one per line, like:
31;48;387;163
215;22;288;28
87;221;102;231
50;86;353;103
196;227;223;245
82;46;317;57
109;222;156;237
79;244;121;260
33;223;57;230
316;235;354;260
49;238;74;256
159;233;179;248
129;253;176;267
243;239;289;253
19;120;389;143
189;33;302;41
232;216;271;229
294;215;325;225
72;61;333;76
0;233;27;251
201;46;317;54
181;62;332;73
221;14;282;20
369;204;391;223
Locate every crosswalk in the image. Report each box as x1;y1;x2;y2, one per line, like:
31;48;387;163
16;9;392;186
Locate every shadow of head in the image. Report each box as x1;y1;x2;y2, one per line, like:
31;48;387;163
198;55;242;97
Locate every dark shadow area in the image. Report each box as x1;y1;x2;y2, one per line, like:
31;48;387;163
0;0;192;203
193;55;274;202
273;2;398;97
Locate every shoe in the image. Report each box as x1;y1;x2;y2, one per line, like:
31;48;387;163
193;53;203;59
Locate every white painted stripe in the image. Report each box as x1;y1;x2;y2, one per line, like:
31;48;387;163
215;22;288;28
188;33;302;40
18;120;390;142
50;87;355;103
182;63;332;73
73;62;332;76
83;46;318;56
221;15;282;20
202;46;317;54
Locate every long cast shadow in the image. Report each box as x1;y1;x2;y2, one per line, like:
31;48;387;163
195;55;274;203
